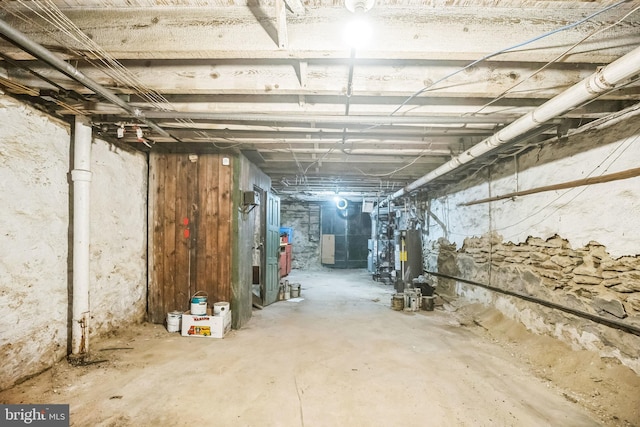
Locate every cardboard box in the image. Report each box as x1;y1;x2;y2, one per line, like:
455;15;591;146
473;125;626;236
181;310;231;338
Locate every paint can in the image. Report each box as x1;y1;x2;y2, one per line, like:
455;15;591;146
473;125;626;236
284;280;291;300
214;301;230;316
422;296;435;311
391;293;404;311
290;283;301;298
166;311;182;333
190;291;208;316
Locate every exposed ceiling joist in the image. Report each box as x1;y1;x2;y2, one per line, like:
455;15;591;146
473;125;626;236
0;0;638;199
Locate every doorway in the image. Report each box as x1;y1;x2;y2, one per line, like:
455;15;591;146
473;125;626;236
320;201;370;269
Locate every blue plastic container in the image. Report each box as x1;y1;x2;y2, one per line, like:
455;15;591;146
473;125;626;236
280;227;293;243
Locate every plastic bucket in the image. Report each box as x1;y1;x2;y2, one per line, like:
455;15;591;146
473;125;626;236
166;311;182;332
284;280;291;300
290;283;301;298
422;296;435;311
190;291;208;315
391;293;404;311
213;301;230;316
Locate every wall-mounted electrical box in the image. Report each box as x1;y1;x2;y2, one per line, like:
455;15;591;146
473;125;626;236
243;190;261;206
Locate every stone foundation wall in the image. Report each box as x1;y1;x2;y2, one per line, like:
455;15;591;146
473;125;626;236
445;233;640;373
0;95;148;390
422;113;640;373
460;234;640;317
280;200;321;270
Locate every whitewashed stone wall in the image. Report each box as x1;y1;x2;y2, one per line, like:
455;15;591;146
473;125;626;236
423;114;640;373
0;94;147;390
0;95;70;391
89;139;147;334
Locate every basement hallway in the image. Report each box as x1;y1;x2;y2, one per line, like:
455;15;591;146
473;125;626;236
1;269;637;426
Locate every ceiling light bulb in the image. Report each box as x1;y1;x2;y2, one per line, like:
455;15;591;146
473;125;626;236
344;0;375;13
343;15;373;49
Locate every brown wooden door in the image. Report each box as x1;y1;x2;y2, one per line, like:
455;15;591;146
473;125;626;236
148;153;233;323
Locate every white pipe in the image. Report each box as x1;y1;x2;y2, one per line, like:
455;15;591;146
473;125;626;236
71;116;92;355
389;45;640;201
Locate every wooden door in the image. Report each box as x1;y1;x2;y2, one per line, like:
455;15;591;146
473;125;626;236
148;153;233;323
263;192;280;306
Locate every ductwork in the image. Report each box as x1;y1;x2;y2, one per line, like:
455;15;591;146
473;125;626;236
0;18;179;142
389;45;640;201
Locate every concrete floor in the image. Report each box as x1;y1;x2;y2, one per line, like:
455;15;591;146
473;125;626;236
1;269;613;426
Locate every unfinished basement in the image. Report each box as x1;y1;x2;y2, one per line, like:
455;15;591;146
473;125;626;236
0;1;639;426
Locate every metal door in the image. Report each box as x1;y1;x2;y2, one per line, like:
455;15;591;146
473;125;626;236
264;192;280;306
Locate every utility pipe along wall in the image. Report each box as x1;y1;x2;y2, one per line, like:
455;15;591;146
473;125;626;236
71;117;92;355
389;45;640;201
426;270;640;337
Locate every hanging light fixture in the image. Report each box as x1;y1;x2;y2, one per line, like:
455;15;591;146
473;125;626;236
343;0;375;48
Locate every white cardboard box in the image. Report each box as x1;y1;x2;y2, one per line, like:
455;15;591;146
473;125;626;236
181;309;232;338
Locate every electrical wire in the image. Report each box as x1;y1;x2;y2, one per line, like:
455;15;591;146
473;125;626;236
496;133;639;236
2;1;636;195
411;3;640;199
446;130;639;239
470;4;640;117
355;152;427;177
354;0;637;190
1;1;246;147
390;0;632;116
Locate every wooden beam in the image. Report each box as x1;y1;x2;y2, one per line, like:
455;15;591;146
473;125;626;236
284;0;306;16
1;7;636;63
276;0;288;49
14;60;625;101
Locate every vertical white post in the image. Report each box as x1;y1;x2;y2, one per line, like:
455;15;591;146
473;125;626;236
71;116;92;355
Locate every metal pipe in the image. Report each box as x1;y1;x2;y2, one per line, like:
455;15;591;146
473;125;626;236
389;45;640;200
427;270;640;337
141;111;515;125
71;116;92;355
0;18;179;142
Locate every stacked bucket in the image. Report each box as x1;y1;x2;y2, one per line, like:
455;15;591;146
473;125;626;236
278;279;301;300
390;275;436;312
165;291;229;333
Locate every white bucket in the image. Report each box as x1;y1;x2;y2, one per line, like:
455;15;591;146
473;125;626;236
213;301;230;316
290;283;301;298
166;311;182;333
190;291;208;316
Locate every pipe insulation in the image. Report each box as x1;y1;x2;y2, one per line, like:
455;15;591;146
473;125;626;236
0;18;178;142
389;45;640;201
71;116;92;355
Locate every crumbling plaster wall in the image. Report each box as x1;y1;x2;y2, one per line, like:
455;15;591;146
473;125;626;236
280;200;321;270
423;114;640;373
0;94;147;390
